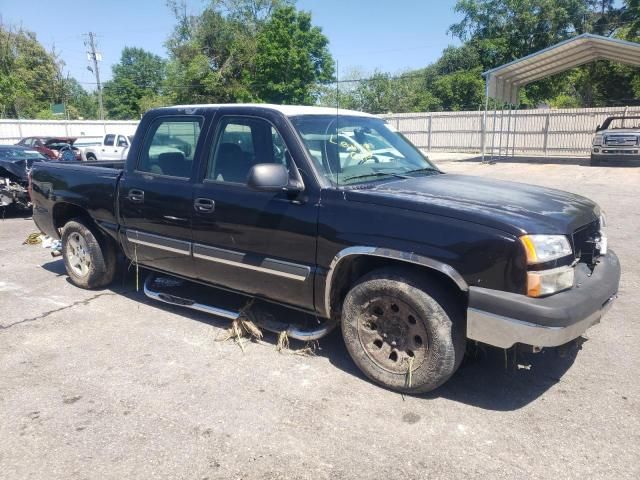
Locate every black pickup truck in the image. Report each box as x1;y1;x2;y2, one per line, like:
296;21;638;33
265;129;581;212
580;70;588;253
30;104;620;393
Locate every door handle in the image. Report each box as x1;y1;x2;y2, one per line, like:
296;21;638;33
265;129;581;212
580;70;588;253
127;189;145;203
194;197;215;213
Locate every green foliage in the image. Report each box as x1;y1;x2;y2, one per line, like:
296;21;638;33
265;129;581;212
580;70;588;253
253;6;334;104
446;0;637;108
0;25;58;118
103;47;167;119
163;0;311;105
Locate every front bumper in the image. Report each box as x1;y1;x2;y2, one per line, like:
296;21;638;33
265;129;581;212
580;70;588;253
592;148;640;161
467;250;621;348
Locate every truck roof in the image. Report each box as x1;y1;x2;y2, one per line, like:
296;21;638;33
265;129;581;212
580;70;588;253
156;103;377;118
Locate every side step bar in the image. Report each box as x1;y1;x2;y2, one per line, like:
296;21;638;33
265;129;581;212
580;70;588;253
143;274;337;341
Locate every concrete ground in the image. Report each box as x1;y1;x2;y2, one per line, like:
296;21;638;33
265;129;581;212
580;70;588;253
1;161;638;479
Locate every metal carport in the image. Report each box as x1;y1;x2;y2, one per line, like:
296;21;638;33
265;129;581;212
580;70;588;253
481;34;640;161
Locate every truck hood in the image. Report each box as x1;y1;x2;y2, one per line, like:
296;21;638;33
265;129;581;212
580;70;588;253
0;157;43;182
601;129;640;134
345;173;599;236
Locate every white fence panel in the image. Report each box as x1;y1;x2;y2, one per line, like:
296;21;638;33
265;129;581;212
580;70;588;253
385;106;640;156
0;120;139;145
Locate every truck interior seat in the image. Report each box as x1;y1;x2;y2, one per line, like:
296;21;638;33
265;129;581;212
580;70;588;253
214;143;252;183
158;151;190;177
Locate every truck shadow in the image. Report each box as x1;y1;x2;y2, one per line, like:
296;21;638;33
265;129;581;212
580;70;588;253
41;259;582;412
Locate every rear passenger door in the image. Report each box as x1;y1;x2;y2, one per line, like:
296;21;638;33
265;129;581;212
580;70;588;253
118;115;207;278
191;112;319;310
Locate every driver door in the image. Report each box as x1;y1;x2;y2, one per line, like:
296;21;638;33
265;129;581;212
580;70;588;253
190;111;319;309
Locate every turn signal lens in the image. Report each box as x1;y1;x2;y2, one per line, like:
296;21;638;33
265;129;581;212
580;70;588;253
520;235;572;264
527;266;575;297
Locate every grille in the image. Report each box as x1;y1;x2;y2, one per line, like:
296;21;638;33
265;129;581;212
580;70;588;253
572;219;601;264
605;135;638;146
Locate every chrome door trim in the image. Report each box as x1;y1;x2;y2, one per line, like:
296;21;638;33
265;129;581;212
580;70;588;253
193;243;310;282
323;246;468;318
125;229;191;256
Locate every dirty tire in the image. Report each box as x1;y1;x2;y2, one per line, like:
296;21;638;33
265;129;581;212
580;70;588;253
341;268;465;394
61;218;116;289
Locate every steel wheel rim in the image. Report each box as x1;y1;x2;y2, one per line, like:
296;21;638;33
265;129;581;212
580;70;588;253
66;232;91;277
356;295;429;374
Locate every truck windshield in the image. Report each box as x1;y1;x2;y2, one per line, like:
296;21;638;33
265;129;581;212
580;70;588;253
289;115;439;185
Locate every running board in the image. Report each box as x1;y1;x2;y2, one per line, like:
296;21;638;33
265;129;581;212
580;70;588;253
143;274;336;341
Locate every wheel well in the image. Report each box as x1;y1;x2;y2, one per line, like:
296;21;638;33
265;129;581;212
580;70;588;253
328;255;467;318
52;203;93;233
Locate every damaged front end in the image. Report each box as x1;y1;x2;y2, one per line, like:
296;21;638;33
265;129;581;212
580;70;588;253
0;159;34;210
0;174;31;210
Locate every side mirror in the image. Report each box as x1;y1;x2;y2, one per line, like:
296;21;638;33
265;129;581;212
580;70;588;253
247;163;302;192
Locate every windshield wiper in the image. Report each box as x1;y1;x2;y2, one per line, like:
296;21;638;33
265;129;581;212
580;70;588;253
405;167;440;176
342;172;410;182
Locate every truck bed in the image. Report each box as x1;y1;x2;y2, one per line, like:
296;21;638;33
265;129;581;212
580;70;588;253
30;160;124;239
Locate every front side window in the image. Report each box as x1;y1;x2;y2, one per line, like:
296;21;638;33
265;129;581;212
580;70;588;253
137;117;202;177
207;117;290;184
289;115;439;185
117;135;128;147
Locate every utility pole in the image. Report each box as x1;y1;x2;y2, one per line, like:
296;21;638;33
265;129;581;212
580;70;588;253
85;32;104;120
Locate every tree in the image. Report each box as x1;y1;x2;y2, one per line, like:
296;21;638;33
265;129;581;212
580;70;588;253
164;0;293;104
252;6;333;104
103;47;167;119
433;67;485;111
448;0;635;108
0;25;58;118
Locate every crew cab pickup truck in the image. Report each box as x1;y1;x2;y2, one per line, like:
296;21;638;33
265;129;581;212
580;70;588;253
79;133;132;161
30;104;621;393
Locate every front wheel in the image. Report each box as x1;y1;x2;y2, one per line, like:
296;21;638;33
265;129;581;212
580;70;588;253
590;154;601;166
61;219;116;289
341;268;465;393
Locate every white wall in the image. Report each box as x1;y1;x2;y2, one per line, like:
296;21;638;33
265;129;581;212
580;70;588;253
0;120;139;144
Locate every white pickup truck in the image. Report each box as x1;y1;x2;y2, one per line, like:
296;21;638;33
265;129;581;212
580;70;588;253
76;134;132;161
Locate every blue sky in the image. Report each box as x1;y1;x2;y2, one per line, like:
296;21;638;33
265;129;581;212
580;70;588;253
0;0;461;88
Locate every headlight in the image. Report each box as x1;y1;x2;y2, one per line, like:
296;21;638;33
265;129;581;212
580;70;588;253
527;266;575;297
520;234;573;264
598;213;607;255
593;134;603;146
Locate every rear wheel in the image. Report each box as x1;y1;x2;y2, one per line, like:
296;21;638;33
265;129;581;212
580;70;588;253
341;268;465;393
86;153;97;162
61;219;116;289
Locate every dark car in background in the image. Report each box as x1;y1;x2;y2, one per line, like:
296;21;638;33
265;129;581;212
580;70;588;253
16;136;81;161
0;145;47;209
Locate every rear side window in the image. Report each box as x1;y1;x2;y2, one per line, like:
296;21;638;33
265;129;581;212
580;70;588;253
137;117;203;178
104;134;115;146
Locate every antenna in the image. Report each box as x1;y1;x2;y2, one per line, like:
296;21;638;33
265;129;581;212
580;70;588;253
84;32;104;120
335;59;340;188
